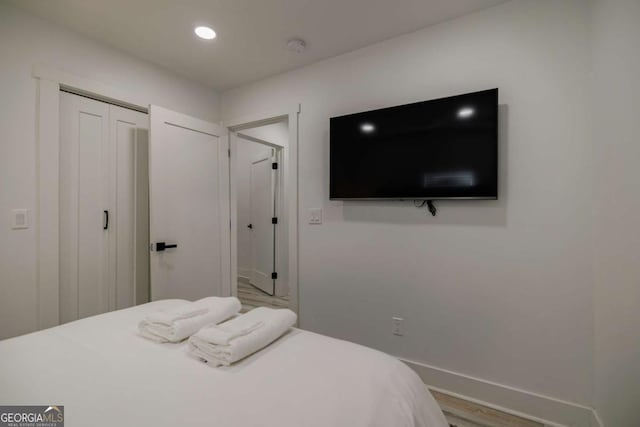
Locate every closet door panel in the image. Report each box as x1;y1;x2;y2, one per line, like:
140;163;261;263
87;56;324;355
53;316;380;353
134;129;150;305
59;93;77;324
59;92;110;322
110;105;149;310
77;107;109;319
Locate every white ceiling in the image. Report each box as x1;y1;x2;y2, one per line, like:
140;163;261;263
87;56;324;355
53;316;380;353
9;0;507;90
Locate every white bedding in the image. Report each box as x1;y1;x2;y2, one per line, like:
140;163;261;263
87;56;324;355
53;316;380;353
0;300;447;427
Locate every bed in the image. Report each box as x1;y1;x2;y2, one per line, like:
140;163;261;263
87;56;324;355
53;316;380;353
0;300;448;427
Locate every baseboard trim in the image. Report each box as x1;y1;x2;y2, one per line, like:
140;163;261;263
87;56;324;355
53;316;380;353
401;358;602;427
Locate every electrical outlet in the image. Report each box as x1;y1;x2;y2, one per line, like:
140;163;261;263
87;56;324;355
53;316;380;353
392;317;404;336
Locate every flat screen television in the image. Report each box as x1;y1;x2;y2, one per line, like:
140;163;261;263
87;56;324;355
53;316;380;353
330;88;498;200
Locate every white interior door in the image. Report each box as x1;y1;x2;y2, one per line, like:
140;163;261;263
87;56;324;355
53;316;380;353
249;155;276;294
149;106;230;301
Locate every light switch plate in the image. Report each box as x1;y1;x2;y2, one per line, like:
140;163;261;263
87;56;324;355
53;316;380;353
392;317;404;336
11;209;29;229
308;208;323;224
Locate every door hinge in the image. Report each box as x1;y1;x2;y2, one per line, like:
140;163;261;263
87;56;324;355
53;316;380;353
272;162;278;170
271;272;278;280
271;217;278;224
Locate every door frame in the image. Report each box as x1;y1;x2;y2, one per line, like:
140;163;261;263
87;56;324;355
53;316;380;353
225;106;300;320
34;65;151;330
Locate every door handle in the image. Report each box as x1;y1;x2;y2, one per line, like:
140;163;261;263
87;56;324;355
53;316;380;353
103;210;109;230
153;242;178;252
247;224;253;229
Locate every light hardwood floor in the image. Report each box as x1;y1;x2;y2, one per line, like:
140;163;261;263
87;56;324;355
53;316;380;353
431;390;544;427
237;279;289;312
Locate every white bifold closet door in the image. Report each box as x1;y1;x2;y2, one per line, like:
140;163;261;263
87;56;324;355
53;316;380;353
59;92;149;324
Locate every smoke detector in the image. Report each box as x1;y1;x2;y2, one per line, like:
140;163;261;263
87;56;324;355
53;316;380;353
286;38;306;53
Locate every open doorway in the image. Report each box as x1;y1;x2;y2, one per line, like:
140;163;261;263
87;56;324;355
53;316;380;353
232;121;289;312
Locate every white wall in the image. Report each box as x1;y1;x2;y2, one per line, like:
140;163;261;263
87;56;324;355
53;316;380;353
0;1;220;339
236;138;274;277
223;0;595;409
591;1;640;426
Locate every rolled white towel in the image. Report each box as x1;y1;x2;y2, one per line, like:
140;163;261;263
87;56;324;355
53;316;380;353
138;297;241;343
188;307;296;366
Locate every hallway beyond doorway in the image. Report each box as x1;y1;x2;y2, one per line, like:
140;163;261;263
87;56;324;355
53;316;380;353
237;277;289;313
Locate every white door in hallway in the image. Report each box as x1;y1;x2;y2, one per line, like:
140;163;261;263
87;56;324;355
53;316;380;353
249;154;276;294
148;106;230;301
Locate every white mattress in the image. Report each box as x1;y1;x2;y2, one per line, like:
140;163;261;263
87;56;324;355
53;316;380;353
0;300;447;427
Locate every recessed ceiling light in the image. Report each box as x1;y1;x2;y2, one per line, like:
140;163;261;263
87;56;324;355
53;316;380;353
194;26;216;40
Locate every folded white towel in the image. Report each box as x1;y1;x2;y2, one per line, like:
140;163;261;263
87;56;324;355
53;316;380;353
138;297;241;343
188;307;296;366
146;305;208;326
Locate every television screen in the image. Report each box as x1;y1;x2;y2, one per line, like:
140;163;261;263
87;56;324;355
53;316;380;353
330;89;498;200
